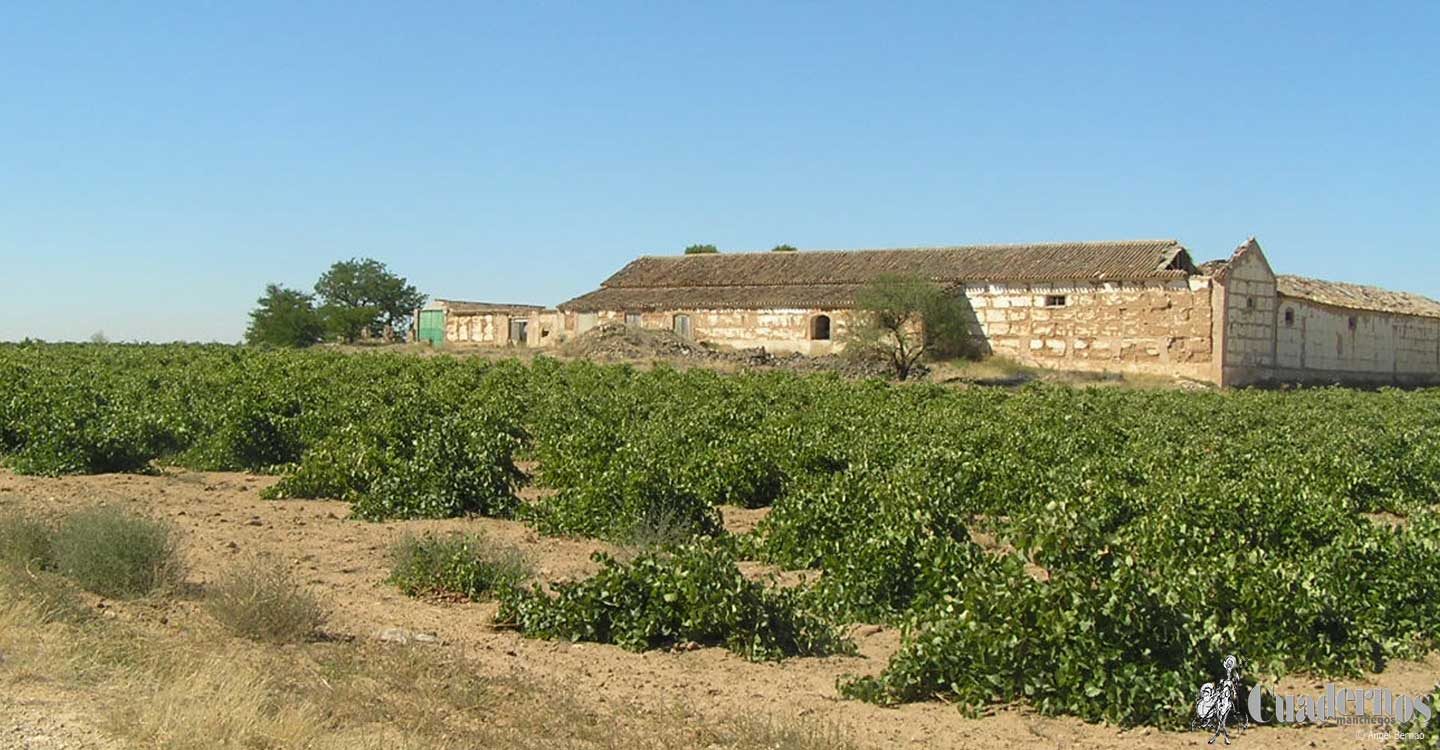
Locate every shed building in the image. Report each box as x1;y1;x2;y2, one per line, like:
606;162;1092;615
415;300;561;348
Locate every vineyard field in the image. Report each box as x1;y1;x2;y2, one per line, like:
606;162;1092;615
2;342;1438;730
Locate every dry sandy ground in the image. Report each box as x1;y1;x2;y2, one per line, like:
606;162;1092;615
2;687;110;750
1;469;1435;750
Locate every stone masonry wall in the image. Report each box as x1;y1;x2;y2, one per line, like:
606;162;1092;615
446;311;562;347
563;281;1216;379
961;279;1216;381
569;308;852;355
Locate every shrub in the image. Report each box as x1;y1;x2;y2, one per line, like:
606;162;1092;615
388;532;531;600
752;463;976;622
0;510;55;569
7;393;167;475
264;375;527;523
843;272;980;380
52;506;183;598
349;412;524;521
838;565;1201;728
497;542;852;661
205;557;327;643
620;506;704;549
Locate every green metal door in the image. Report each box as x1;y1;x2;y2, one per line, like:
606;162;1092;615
417;309;446;346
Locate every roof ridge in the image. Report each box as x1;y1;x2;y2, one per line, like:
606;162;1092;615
633;239;1181;260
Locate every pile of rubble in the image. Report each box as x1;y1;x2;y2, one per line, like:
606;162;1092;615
559;323;711;360
558;323;899;379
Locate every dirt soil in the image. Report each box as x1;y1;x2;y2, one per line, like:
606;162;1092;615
1;469;1435;750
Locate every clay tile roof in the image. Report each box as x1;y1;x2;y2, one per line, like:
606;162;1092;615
434;299;548;314
561;240;1194;312
1276;276;1440;320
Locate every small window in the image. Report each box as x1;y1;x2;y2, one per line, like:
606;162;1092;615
1246;297;1256;309
810;314;831;341
1284;309;1294;327
672;314;692;339
1044;295;1067;307
624;312;642;328
1348;316;1357;332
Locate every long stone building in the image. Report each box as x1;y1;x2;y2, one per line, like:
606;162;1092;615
418;238;1440;387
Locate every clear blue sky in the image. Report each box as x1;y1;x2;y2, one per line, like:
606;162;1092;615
2;1;1436;342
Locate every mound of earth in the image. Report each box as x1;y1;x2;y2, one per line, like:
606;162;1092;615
559;322;711;360
559;322;900;378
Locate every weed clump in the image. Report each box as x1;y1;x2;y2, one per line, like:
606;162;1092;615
52;506;183;598
388;532;531;600
205;557;327;644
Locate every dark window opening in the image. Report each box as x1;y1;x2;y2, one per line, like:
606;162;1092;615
1284;309;1294;327
1246;297;1256;309
1348;316;1357;332
1044;295;1067;307
810;314;832;341
508;319;529;346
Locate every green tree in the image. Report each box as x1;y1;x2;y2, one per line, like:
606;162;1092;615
845;273;977;380
317;303;380;344
245;284;324;347
770;244;798;253
313;258;425;343
683;244;719;255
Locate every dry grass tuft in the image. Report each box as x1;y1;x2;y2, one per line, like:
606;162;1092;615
0;509;55;569
205;556;328;644
105;651;329;750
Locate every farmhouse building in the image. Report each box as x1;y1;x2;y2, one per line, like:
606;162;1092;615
420;238;1440;388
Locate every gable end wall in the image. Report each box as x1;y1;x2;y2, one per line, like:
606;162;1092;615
1215;244;1278;387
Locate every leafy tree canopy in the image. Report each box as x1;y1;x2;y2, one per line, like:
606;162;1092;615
683;244;719;255
246;284;324;348
313;258;425;343
770;244;798;253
